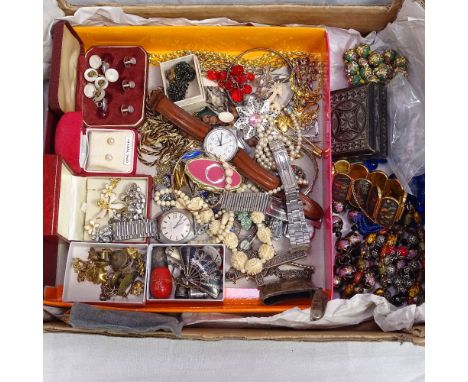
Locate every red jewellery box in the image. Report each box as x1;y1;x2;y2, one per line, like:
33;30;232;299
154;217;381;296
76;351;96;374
43;154;152;242
55;111;139;175
48;21;148;128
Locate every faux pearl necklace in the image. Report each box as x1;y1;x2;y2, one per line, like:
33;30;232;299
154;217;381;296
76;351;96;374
254;110;303;171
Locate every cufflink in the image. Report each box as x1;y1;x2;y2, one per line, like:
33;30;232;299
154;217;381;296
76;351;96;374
93;89;106;102
84;83;97;99
84;68;99;82
89;55;102;69
121;105;134;115
96;98;109;118
124;57;137;67
95;76;109;90
122;80;136;90
105;68;119;83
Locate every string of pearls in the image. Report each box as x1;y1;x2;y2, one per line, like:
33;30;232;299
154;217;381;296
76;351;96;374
254;110;303;171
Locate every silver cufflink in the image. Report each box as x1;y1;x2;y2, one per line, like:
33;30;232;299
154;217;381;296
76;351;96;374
96;98;109;118
94;76;109;90
84;83;97;99
93;89;106;102
105;68;119;83
123;57;137;67
89;55;102;70
84;68;99;82
120;105;134;115
122;80;136;90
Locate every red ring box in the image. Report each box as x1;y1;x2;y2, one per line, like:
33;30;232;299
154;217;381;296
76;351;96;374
48;21;148;128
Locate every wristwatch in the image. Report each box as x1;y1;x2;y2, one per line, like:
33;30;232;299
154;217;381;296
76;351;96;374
269;139;310;252
156;209;196;244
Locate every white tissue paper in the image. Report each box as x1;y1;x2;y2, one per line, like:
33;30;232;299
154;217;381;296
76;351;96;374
43;0;425;332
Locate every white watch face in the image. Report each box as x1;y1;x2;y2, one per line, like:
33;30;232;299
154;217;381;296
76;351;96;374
203;127;238;161
159;210;193;243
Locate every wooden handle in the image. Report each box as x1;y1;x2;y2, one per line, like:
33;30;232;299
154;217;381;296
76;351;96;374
150;89;323;221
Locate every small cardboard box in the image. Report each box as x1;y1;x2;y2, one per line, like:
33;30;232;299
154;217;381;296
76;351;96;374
160;54;207;113
145;244;225;303
62;242;148;304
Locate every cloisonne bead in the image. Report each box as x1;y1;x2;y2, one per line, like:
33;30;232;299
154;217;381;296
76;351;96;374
367;75;380;83
360;243;371;259
383;255;393;266
392;276;404;288
345;61;360;75
362;272;376;289
358;57;370;68
385;264;396;276
335;239;351;253
386;234;398;246
357;258;370;271
369;246;380;259
353;270;363;284
408;283;422;298
407;249;419;259
336;253;353;265
395;55;408;68
396;258;407;270
373;63;391;80
333;274;343;288
408;259;422;272
342;283;356;298
337;265;356;278
375;235;386;247
349;75;363;86
366;233;377;244
392;294;407;306
343;48;358;62
332;215;344;233
374;288;391;300
355;43;371;58
396;246;408;257
379;245;392;258
353;285;364;294
380;276;392;288
347;210;361;224
383;49;397;64
359;66;373;80
347;232;362;246
368;51;384;67
407;234;419;246
332;201;345;213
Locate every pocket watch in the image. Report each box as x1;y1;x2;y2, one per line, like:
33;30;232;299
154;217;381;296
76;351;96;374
203;127;239;161
156;209;196;244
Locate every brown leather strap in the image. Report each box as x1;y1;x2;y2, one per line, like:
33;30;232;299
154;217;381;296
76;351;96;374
150;89;323;221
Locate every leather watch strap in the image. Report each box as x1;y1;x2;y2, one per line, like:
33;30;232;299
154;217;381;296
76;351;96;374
149;90;323;221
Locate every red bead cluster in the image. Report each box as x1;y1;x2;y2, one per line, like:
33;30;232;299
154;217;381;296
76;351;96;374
207;65;255;103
